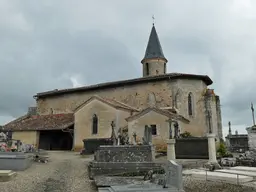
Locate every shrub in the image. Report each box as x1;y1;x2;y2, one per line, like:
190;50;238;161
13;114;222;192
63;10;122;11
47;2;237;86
217;142;232;158
155;143;167;154
180;131;192;138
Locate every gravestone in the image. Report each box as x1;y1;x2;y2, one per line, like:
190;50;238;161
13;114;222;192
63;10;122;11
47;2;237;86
132;132;137;145
143;125;152;145
163;160;184;191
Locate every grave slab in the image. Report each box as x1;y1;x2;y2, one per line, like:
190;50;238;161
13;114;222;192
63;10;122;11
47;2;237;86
230;166;256;172
191;171;253;184
98;183;183;192
97;160;185;192
0;170;17;182
94;176;145;187
216;169;256;177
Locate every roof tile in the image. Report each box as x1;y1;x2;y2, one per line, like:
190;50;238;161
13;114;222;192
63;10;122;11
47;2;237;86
2;113;74;131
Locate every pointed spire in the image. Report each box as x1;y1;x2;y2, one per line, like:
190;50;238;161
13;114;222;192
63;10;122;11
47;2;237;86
142;25;167;63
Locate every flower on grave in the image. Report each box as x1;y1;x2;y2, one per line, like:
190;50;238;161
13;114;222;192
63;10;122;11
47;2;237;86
11;145;17;150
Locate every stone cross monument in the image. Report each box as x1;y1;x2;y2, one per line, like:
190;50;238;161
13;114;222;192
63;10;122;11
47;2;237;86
111;121;117;145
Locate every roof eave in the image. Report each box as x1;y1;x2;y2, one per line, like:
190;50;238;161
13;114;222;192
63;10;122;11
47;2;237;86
34;73;213;98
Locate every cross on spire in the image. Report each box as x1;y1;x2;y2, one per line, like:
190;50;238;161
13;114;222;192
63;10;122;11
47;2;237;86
152;15;155;25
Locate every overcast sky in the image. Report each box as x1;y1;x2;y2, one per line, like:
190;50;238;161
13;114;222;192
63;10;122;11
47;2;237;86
0;0;256;137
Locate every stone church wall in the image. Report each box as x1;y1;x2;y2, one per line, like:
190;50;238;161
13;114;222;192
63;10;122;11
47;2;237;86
36;78;221;138
74;99;131;150
36;80;173;115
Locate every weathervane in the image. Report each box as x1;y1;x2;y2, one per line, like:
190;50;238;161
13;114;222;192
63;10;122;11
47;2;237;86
152;15;155;25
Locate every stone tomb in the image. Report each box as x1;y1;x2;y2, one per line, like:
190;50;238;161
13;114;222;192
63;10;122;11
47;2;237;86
94;145;153;162
246;126;256;160
0;152;33;171
88;145;162;179
98;160;185;192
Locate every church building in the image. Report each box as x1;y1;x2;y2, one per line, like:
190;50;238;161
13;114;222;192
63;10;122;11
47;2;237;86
2;24;223;151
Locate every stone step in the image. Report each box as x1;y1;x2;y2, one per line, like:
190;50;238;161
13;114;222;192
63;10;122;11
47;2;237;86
98;188;114;192
99;184;171;192
230;166;256;173
216;169;256;177
191;171;253;184
0;170;17;182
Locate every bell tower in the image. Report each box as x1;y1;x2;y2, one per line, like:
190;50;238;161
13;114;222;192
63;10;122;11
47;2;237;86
141;24;167;77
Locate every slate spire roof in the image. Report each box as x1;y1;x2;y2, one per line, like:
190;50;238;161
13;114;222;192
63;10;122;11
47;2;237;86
142;24;167;62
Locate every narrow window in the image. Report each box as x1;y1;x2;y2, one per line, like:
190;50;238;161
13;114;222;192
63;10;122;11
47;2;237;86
92;114;98;134
188;92;193;116
151;125;157;135
164;63;166;73
146;63;149;75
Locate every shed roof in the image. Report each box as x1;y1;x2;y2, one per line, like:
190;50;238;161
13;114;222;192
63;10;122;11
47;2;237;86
2;113;74;131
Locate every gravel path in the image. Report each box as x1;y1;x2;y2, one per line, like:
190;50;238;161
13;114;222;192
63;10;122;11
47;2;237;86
1;151;97;192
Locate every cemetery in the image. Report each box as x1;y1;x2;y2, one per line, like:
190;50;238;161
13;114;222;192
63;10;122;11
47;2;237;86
0;131;49;182
1;120;256;191
83;119;256;191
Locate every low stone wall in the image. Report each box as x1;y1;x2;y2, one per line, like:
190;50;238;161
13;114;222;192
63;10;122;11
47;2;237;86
175;138;209;159
94;145;153;162
0;152;33;171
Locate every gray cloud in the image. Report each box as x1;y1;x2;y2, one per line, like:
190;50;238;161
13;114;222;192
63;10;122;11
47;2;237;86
0;0;256;137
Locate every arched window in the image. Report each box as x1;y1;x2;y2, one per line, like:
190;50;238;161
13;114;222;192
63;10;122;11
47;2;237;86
188;92;193;116
92;114;98;134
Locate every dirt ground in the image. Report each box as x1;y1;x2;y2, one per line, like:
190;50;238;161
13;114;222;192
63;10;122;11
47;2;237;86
1;151;97;192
